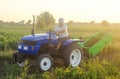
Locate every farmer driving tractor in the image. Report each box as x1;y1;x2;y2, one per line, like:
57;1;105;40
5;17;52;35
54;18;69;51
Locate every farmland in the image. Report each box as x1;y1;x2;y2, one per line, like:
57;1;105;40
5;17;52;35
0;24;120;79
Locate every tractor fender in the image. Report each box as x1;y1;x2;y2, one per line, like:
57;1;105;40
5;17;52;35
63;39;77;46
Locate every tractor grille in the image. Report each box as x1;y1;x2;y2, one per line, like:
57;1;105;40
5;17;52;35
19;40;37;46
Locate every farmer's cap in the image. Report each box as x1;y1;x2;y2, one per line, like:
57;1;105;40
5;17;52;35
59;18;64;23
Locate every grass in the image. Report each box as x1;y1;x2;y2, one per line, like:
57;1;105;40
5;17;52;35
0;24;120;78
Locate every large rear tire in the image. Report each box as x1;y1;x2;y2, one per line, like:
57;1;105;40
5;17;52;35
37;54;53;72
63;44;83;67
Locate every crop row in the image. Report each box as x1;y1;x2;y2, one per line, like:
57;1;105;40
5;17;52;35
0;32;26;50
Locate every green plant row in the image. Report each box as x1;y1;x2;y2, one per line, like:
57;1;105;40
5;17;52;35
0;32;26;50
1;58;120;79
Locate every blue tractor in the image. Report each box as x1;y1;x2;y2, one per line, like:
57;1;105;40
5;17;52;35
13;16;83;72
13;16;113;72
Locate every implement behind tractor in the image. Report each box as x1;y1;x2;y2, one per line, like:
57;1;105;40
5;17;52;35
78;32;112;57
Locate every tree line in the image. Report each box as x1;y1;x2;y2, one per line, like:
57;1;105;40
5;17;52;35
0;20;32;26
0;11;110;27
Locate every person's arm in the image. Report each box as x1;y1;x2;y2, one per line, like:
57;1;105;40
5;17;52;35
59;29;66;33
55;31;60;36
54;26;60;36
54;29;65;36
59;25;67;34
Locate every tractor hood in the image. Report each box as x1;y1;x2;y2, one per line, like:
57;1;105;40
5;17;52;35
21;33;49;41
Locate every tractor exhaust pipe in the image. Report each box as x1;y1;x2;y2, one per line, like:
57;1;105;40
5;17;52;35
31;15;35;36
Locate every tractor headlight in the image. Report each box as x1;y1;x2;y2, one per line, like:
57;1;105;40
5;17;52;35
18;45;22;49
23;46;28;50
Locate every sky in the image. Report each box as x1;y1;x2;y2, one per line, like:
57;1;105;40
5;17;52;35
0;0;120;23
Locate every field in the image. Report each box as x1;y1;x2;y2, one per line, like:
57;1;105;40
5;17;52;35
0;24;120;79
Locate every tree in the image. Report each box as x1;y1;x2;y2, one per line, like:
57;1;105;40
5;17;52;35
68;20;74;24
18;20;25;26
0;20;4;26
101;20;109;27
19;20;25;24
36;11;55;28
26;20;31;25
8;21;16;26
89;21;95;24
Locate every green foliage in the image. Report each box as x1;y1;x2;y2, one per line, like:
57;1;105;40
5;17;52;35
20;60;29;79
2;59;120;79
42;72;54;79
5;64;22;79
82;58;120;79
41;59;120;79
3;60;39;79
36;11;55;28
0;32;25;50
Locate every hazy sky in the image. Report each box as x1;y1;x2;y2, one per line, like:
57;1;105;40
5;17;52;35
0;0;120;23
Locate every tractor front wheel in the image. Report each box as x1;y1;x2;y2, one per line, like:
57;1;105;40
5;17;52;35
17;61;25;67
37;54;53;72
13;53;26;67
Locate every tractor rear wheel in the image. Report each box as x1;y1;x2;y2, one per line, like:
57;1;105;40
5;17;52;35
37;54;53;72
63;44;83;67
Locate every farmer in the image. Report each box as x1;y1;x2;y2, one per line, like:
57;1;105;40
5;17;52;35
54;18;69;50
